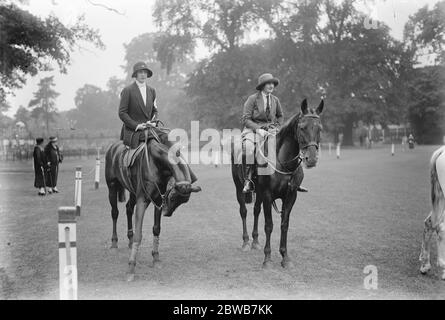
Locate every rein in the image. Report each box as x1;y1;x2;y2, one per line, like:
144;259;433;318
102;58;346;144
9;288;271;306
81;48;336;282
256;113;320;216
259;113;320;175
139;128;168;210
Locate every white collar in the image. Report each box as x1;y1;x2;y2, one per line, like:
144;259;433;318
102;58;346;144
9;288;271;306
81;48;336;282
261;91;271;98
136;81;146;88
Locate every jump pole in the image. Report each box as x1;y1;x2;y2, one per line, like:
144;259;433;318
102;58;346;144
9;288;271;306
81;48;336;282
74;166;82;216
94;156;100;189
58;206;78;300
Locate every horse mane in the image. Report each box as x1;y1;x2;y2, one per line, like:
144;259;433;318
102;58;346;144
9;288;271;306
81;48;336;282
277;112;302;150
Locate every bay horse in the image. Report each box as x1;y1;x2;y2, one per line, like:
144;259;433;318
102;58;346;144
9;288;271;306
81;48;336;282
231;99;324;269
105;128;201;281
420;145;445;280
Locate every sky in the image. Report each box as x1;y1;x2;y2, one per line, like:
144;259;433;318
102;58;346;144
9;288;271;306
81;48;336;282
5;0;442;117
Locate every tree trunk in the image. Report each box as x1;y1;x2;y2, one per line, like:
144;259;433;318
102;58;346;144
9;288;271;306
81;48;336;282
342;115;354;146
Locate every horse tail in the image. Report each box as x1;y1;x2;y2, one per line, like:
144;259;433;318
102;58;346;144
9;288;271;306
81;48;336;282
430;146;445;228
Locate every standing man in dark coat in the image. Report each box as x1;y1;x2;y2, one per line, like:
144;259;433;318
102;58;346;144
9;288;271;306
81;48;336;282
118;61;197;183
33;137;47;196
44;136;63;193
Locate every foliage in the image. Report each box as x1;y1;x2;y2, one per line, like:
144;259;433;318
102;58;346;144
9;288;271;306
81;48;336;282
0;2;104;104
28;76;59;136
407;65;445;144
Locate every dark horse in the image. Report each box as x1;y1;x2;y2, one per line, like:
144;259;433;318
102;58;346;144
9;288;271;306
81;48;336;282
105;129;201;281
231;99;324;268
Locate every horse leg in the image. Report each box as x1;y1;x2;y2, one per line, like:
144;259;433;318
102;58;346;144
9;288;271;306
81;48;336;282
437;222;445;280
152;206;162;267
236;189;250;251
126;193;136;249
262;195;273;269
251;197;262;250
127;195;148;282
108;184;119;249
420;213;434;274
280;192;297;269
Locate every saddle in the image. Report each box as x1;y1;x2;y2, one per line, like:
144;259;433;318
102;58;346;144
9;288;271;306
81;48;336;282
118;142;147;195
122;142;146;168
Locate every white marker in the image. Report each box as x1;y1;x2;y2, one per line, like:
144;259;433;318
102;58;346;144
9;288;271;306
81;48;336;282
94;157;100;189
74;166;82;216
58;207;78;300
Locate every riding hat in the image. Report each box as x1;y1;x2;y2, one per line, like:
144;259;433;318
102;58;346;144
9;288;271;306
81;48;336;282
49;136;58;143
256;73;279;91
132;61;153;78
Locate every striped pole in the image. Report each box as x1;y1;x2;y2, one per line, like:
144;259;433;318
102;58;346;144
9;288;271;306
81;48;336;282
336;144;341;159
74;166;82;216
58;207;78;300
94;157;100;189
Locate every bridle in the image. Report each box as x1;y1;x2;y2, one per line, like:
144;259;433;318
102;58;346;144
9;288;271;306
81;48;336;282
257;113;320;175
139;126;191;210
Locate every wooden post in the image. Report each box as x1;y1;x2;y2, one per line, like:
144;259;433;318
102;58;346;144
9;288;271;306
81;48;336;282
328;143;332;156
58;207;78;300
391;143;395;156
74;166;82;216
336;144;341;159
94;156;100;190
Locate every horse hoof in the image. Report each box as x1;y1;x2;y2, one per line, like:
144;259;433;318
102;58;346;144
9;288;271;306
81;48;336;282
420;264;431;274
262;261;273;269
126;273;135;282
281;260;294;269
110;243;118;249
251;242;261;250
241;243;250;252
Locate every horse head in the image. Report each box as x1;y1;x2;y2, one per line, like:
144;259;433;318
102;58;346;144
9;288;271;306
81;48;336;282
296;99;324;169
161;179;201;217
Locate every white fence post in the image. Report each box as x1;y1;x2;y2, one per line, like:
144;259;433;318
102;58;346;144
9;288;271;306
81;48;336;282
58;206;78;300
74;166;82;216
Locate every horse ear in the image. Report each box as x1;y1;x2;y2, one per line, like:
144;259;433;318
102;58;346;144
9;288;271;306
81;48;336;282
316;100;324;115
301;99;308;114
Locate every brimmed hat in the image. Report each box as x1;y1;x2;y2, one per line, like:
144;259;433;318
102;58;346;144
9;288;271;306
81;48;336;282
49;136;58;143
132;61;153;78
256;73;279;91
36;137;44;144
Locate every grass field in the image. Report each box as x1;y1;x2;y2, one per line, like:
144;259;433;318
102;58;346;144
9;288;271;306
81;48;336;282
1;145;445;299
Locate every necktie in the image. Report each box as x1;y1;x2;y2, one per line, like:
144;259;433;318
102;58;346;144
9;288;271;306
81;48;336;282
266;94;270;120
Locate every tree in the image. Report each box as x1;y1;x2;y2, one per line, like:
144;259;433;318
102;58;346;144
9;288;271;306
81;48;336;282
407;65;445;144
404;0;445;65
153;0;261;73
0;1;104;105
67;83;121;132
14;105;30;125
28;76;59;137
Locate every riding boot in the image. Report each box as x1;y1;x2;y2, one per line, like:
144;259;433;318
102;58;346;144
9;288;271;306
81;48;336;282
242;165;254;193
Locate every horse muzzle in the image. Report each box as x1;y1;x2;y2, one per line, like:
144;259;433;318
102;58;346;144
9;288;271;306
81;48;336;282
162;182;202;217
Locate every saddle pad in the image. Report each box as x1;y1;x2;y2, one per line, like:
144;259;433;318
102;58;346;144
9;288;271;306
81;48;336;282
123;143;146;168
